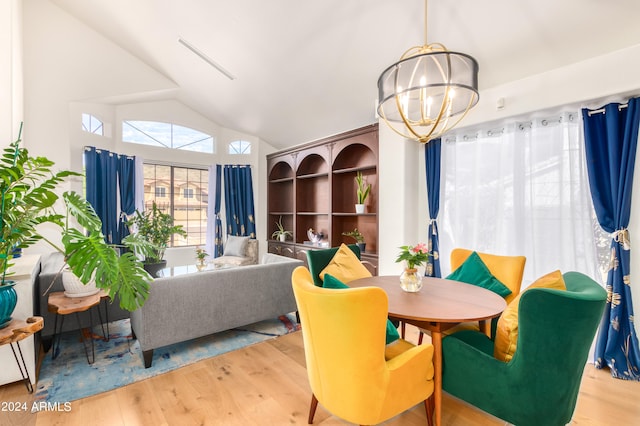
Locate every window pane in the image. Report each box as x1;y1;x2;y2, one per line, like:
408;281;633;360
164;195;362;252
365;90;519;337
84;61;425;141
82;113;104;136
229;140;251;154
143;163;208;247
123;120;214;153
173;124;215;153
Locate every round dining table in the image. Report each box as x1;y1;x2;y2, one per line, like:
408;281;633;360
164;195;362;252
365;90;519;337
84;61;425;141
349;275;507;426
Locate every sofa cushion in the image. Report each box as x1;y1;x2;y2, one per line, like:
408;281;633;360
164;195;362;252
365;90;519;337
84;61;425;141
225;236;249;257
447;251;512;298
319;243;371;283
323;273;399;345
494;269;566;362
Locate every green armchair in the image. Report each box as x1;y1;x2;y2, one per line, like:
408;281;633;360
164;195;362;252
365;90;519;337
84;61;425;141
305;244;360;287
442;271;606;426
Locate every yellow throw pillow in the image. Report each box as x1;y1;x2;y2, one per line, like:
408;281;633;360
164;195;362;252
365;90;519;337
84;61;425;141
494;270;566;362
319;243;372;283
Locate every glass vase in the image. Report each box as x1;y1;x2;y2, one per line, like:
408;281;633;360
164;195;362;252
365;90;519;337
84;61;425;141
400;268;423;292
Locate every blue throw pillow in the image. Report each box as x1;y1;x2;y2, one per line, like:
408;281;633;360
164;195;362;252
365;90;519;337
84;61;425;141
446;251;512;297
323;274;400;344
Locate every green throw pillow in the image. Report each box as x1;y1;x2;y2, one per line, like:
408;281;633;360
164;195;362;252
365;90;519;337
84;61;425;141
446;251;512;297
323;274;400;345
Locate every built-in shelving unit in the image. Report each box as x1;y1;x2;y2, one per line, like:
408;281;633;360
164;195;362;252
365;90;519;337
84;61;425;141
266;124;379;273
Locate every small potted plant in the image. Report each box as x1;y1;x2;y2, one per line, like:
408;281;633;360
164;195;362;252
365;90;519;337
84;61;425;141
271;216;293;242
355;171;371;214
195;246;208;271
126;201;188;277
342;228;366;253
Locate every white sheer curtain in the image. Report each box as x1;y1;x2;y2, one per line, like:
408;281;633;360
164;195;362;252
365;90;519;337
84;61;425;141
439;112;600;287
134;156;145;213
205;164;216;257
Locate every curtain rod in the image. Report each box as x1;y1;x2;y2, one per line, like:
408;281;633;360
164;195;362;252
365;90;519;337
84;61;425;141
587;103;628;116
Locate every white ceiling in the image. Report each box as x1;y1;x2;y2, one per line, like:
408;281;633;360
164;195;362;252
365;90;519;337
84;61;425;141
52;0;640;148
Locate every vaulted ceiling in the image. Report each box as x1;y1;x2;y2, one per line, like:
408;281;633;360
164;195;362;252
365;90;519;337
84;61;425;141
52;0;640;148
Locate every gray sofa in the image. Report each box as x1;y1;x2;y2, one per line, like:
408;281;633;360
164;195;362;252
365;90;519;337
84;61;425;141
130;253;303;367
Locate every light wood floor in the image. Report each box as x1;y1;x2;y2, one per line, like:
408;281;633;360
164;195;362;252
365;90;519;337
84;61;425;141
1;325;638;426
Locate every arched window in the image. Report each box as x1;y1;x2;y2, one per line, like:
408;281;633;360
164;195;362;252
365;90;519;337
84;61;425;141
82;113;104;136
123;120;215;154
228;140;251;154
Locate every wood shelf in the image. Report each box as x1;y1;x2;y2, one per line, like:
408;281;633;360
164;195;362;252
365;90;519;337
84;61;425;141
296;172;329;180
332;165;377;175
269;177;294;184
267;124;379;267
332;212;377;216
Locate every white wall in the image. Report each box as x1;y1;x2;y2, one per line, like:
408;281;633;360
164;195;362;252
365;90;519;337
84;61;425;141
0;0;23;146
378;123;425;275
379;42;640;301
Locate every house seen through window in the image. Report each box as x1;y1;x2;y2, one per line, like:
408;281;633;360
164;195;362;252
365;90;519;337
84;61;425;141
143;163;209;246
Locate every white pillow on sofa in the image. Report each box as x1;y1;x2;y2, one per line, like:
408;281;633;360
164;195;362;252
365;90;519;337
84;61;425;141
224;236;250;257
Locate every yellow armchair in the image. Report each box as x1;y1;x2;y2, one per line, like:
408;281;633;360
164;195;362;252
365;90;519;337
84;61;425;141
292;266;435;425
450;248;526;305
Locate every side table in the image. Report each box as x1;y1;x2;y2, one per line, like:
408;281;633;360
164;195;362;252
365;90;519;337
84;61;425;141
47;290;109;364
0;316;44;393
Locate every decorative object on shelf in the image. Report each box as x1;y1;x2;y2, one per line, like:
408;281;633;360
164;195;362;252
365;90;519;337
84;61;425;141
127;201;188;277
395;243;430;292
0;124;154;312
195;246;209;271
355;171;371;214
342;228;366;253
306;228;324;245
377;0;479;143
271;216;293;242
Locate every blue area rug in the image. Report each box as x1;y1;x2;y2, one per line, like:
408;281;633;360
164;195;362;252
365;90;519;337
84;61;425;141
35;314;300;403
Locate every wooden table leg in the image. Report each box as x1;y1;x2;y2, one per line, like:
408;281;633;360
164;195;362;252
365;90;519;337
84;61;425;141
431;330;443;426
479;319;491;337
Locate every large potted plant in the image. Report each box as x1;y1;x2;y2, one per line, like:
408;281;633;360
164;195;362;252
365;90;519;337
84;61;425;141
0;131;153;322
126;201;187;277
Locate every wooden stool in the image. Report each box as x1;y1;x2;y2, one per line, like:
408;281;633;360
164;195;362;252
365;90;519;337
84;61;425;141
47;290;108;364
0;316;44;393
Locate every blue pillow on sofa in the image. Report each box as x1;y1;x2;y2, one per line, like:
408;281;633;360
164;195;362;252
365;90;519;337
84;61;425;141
323;273;400;345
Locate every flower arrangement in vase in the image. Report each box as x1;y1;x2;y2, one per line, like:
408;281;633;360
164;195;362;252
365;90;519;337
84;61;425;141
395;243;430;292
195;246;209;271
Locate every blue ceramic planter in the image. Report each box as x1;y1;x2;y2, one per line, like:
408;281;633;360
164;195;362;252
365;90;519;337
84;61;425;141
0;281;17;329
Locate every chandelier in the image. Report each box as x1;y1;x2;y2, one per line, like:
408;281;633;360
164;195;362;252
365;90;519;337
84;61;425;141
377;0;479;143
